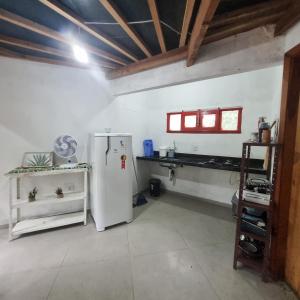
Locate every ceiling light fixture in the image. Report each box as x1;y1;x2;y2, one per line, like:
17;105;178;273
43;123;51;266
72;44;89;64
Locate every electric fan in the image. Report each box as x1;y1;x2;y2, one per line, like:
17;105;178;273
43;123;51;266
54;135;78;168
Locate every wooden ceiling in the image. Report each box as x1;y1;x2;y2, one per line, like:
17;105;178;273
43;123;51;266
0;0;298;78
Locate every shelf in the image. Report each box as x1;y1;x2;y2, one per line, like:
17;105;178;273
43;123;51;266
243;142;281;147
240;230;266;242
240;200;271;210
237;247;264;272
12;192;85;208
7;166;88;178
12;212;84;236
237;254;263;273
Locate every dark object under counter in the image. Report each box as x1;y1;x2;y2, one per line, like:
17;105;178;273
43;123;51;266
136;152;265;175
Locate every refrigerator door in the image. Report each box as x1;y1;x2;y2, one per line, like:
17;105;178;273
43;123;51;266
91;135;133;231
105;136;133;226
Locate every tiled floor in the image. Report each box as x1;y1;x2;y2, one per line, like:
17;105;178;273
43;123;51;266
0;192;297;300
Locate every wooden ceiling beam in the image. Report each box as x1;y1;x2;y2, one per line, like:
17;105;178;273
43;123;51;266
179;0;196;47
107;10;284;79
147;0;167;53
0;46;106;69
211;0;289;29
0;34;117;69
204;12;284;45
99;0;152;58
108;46;187;79
274;1;300;36
0;8;126;65
39;0;138;62
187;0;220;67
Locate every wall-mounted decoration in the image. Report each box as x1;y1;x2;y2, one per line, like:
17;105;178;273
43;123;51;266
22;152;53;168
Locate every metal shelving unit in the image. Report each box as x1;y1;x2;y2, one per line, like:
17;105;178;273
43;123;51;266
233;142;280;280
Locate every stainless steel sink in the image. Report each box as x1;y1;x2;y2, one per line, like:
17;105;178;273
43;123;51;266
160;157;181;162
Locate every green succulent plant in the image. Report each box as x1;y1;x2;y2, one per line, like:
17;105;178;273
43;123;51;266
28;154;51;167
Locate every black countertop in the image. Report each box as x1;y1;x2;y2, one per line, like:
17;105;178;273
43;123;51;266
136;152;265;174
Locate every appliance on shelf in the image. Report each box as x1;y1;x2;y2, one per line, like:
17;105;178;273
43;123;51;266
89;133;133;231
54;135;78;168
243;177;271;205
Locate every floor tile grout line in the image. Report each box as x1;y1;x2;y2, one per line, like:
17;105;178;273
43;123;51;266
129;247;191;262
45;242;71;300
127;226;136;300
45;267;61;300
169;210;233;300
173;224;223;300
188;247;223;300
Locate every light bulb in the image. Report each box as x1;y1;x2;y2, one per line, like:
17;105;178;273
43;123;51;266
72;44;89;64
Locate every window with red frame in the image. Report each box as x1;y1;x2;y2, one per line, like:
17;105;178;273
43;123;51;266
167;107;242;133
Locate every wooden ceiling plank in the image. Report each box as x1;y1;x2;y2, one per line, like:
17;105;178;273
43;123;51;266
187;0;220;67
0;8;126;65
108;46;187;79
211;0;289;29
0;46;108;69
0;34;117;69
39;0;138;62
275;1;300;36
204;12;284;45
99;0;152;58
179;0;196;47
147;0;167;53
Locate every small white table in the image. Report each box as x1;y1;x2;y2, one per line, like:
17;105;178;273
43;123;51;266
6;164;88;240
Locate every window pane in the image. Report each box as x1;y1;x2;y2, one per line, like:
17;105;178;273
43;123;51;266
184;115;197;128
221;110;239;131
169;114;181;131
202;114;216;128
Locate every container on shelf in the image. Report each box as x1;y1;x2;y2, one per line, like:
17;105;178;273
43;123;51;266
159;146;168;157
143;140;154;157
262;129;271;144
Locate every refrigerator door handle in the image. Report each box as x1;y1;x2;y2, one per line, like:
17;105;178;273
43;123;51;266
105;136;110;165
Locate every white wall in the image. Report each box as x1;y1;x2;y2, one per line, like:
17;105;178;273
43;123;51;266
117;66;283;205
0;57;150;226
284;20;300;52
1;21;294;224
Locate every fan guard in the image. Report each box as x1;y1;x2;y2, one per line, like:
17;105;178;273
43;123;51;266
54;135;77;158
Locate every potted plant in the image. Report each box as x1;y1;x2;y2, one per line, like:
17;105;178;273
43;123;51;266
28;187;38;202
55;187;64;199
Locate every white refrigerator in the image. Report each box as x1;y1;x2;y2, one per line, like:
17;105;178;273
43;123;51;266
89;133;133;231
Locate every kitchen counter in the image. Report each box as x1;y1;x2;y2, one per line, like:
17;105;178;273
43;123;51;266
136;152;265;174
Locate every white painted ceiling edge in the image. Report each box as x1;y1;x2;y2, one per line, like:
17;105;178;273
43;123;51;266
110;23;300;96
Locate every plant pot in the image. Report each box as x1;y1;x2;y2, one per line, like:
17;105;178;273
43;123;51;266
57;193;64;199
28;197;36;202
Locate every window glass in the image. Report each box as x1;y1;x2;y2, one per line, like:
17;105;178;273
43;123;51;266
221;110;239;131
202;114;216;128
184;115;197;128
169;114;181;131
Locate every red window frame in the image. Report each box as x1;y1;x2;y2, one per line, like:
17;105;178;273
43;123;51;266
181;111;200;132
166;112;182;133
167;107;242;134
199;109;220;132
219;107;242;133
